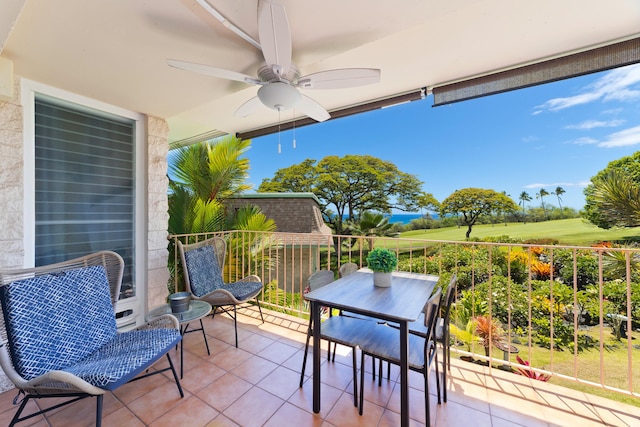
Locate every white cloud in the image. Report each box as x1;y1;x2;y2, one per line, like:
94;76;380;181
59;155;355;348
567;137;598;145
598;125;640;148
564;119;625;130
521;135;538;143
533;63;640;113
524;182;576;189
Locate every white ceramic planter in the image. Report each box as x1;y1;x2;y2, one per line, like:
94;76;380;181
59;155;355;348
373;271;392;287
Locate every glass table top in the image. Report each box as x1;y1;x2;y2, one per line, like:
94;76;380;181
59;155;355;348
147;299;212;324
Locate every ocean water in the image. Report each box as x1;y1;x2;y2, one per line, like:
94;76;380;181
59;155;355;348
388;213;424;224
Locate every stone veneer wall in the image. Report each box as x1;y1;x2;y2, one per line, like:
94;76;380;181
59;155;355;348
0;78;24;270
145;116;170;310
0;77;23;392
0;78;171;390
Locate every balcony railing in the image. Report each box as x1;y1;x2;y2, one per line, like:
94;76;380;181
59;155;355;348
168;230;640;401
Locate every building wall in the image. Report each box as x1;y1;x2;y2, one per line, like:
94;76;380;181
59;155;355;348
0;77;171;390
227;196;329;234
146;116;170;310
0;77;24;269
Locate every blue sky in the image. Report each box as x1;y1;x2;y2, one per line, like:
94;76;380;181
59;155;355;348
246;64;640;212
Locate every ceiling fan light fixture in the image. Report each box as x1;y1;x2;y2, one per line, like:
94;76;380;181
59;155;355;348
258;82;301;111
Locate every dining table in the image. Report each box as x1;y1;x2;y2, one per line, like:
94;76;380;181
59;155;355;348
304;268;438;427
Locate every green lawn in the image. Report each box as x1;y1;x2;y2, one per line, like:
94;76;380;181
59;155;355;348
400;218;640;246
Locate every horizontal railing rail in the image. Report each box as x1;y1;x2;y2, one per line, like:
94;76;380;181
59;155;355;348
168;231;639;399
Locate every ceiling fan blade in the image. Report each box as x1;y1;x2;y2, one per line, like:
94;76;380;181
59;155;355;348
167;59;261;85
297;68;381;89
297;95;330;122
258;0;292;77
234;96;264;118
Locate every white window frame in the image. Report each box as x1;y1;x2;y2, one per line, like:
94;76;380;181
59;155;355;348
21;79;147;328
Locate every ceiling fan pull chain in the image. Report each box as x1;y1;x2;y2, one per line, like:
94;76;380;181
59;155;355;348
278;109;282;154
292;109;296;149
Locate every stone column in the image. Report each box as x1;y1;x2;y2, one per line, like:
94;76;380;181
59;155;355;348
146;116;170;310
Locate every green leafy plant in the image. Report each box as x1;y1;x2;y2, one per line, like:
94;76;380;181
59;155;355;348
366;248;398;273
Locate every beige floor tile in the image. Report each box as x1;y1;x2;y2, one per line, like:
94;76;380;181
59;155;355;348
44;393;123;427
288;379;344;419
257;365;304;400
180;359;227;394
4;308;639;427
257;340;299;365
126;381;191;425
112;370;172;404
222;386;284;427
435;399;492;427
326;392;384;427
263;402;324;427
210;345;253;371
101;406;146;427
205;413;241;426
149;395;218;427
198;372;253;412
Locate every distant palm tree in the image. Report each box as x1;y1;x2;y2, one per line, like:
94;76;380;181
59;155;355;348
518;191;531;223
347;211;395;250
536;188;549;220
552;186;566;218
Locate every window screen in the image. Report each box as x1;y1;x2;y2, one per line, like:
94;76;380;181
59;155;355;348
34;96;136;299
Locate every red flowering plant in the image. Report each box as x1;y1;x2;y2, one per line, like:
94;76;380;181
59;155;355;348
515;356;551;382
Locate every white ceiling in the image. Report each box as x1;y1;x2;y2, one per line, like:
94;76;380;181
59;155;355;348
1;0;639;143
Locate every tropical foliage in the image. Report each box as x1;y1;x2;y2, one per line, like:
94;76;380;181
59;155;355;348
258;155;423;235
583;151;640;229
167;136;276;291
440;188;519;238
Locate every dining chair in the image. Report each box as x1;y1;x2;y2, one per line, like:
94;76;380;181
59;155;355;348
300;269;336;388
357;287;442;423
338;263;390;381
338;262;359;278
300;270;376;407
401;274;456;401
177;236;264;348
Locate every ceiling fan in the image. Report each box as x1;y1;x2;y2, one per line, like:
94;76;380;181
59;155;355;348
168;0;381;123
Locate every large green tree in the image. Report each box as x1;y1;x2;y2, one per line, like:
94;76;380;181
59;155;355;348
440;188;519;239
258;155;423;234
583;151;640;229
416;192;440;229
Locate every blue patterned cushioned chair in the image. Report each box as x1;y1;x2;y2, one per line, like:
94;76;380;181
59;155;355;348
0;251;183;427
178;236;264;348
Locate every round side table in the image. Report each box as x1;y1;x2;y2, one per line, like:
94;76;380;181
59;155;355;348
147;299;212;378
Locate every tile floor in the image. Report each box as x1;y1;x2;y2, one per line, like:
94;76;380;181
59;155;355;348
1;307;639;426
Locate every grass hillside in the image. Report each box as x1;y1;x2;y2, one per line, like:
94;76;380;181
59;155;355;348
400;218;640;246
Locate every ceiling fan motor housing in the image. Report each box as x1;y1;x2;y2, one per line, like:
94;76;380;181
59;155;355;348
257;82;301;111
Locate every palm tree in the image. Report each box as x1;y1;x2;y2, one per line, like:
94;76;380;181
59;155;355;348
518;191;532;223
536;188;549;220
167;136;276;291
591;170;640;227
169;135;252;203
346;211;396;250
552;186;566;218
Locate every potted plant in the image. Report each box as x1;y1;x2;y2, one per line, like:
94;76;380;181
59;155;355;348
366;247;398;287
